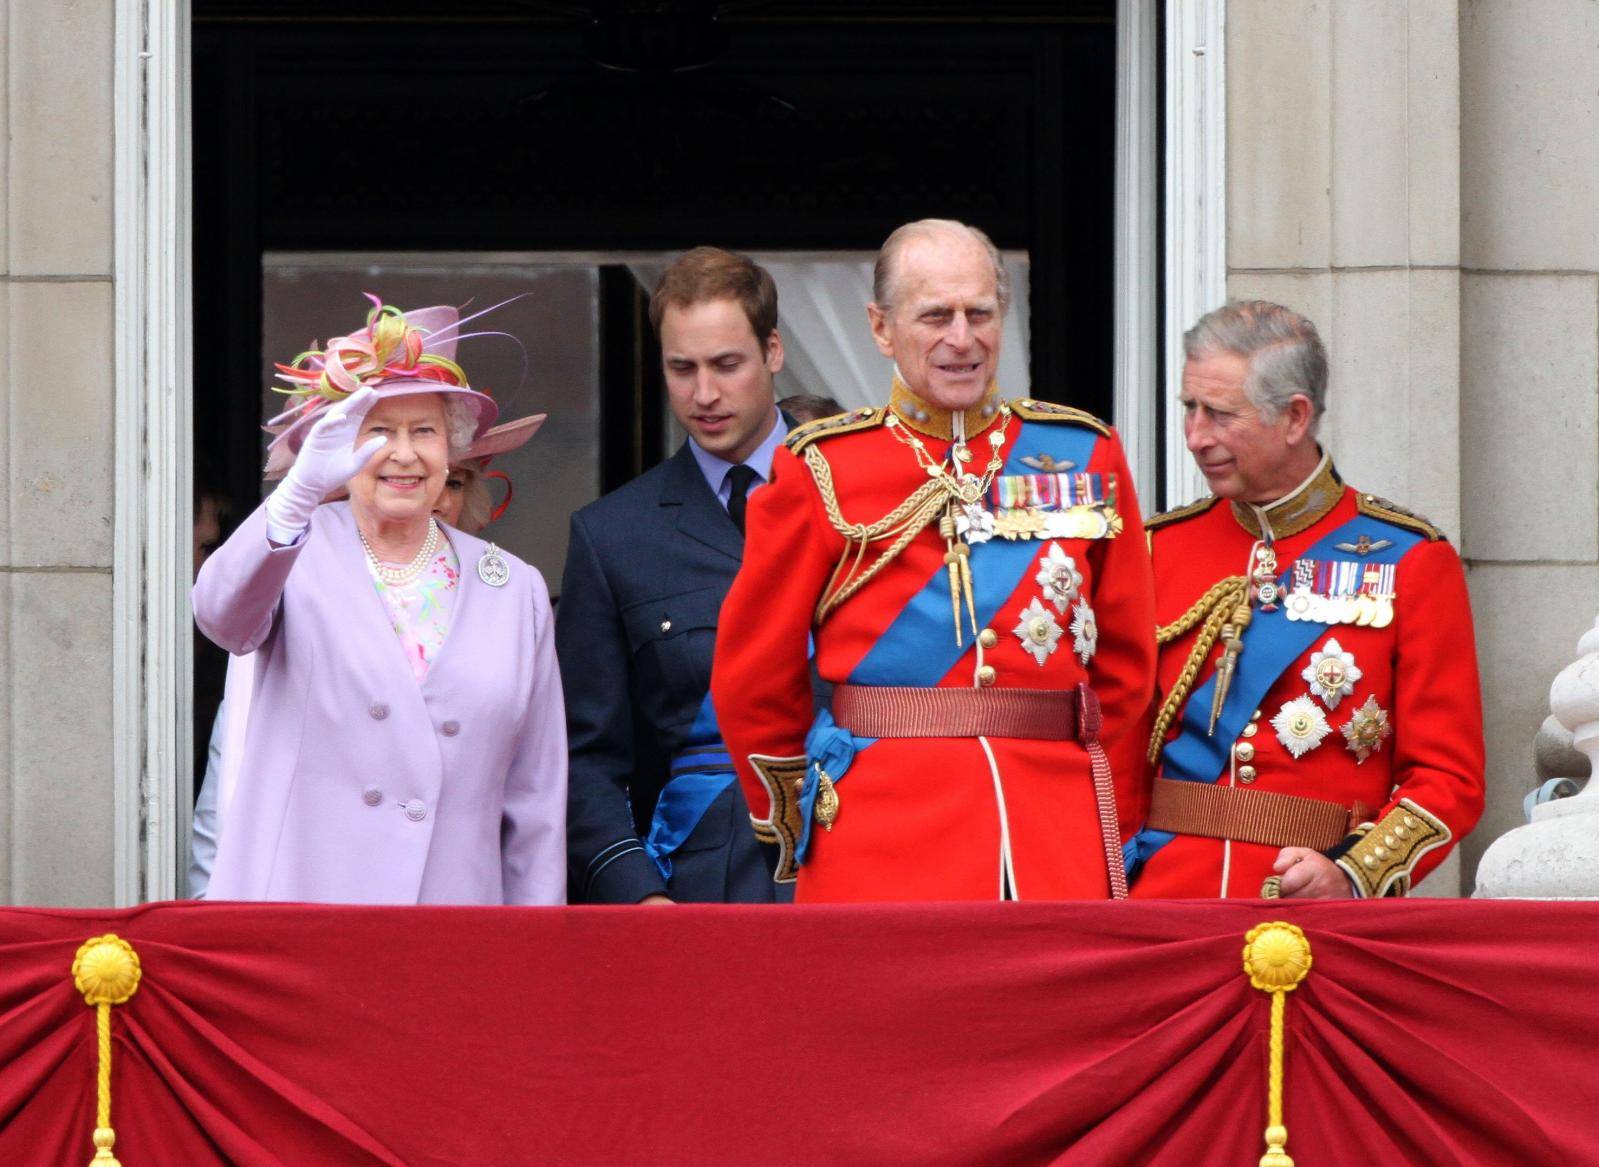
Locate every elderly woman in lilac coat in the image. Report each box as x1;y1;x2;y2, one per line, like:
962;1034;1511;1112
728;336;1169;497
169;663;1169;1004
193;298;566;904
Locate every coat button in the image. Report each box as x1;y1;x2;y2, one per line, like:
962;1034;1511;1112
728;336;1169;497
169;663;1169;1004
978;628;998;649
1237;765;1257;783
441;720;460;737
369;703;389;721
404;799;427;822
362;786;383;807
976;665;996;687
1241;723;1258;738
1234;741;1256;762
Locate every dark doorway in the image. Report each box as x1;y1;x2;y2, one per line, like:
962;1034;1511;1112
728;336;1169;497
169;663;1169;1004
188;0;1118;826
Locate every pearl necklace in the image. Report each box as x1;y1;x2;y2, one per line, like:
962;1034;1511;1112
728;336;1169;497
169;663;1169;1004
359;518;441;587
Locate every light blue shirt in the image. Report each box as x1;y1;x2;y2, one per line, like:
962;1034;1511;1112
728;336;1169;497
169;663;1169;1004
687;408;788;509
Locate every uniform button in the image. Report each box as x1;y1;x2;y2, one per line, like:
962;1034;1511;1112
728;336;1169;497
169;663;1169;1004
1363;855;1378;869
1241;723;1258;738
1382;833;1398;848
1237;765;1257;783
404;799;427;822
1373;846;1389;860
978;628;999;649
369;703;389;721
1396;826;1411;840
1234;742;1256;762
362;786;383;807
441;720;460;737
1402;814;1418;829
1252;709;1263;720
976;665;997;687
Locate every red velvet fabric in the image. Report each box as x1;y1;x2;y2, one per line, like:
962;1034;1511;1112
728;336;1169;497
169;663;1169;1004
0;900;1591;1166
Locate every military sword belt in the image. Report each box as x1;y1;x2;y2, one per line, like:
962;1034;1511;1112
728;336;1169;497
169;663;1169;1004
832;684;1101;743
1147;777;1352;851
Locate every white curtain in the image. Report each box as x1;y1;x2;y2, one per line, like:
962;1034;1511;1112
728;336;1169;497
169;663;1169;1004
629;252;1033;413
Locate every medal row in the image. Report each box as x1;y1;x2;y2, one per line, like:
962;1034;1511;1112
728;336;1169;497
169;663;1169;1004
1282;559;1396;626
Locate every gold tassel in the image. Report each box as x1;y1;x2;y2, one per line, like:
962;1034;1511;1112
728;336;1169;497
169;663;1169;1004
1208;601;1254;735
72;934;142;1167
939;509;964;647
1242;922;1313;1167
955;542;977;638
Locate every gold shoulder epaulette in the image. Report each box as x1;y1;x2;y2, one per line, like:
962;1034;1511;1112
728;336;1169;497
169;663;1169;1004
1146;495;1218;533
785;406;886;454
1008;398;1112;438
1357;492;1446;542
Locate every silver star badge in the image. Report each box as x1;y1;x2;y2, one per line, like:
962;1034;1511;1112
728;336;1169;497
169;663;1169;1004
1070;601;1098;666
1034;542;1083;613
1341;694;1393;763
1302;638;1362;709
1013;597;1064;666
1271;696;1331;759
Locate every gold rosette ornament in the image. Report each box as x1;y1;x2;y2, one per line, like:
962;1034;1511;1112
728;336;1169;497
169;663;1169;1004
1243;922;1313;1167
71;933;143;1166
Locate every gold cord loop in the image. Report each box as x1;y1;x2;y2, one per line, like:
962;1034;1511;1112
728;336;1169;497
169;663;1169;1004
806;404;1011;637
72;934;142;1167
1146;575;1249;762
1243;922;1312;1167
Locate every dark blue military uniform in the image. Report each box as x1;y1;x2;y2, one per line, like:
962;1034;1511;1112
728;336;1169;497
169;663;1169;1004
558;440;788;904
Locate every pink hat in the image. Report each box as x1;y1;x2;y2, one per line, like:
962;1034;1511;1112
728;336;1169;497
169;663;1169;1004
456;413;548;525
264;295;500;478
464;413;547;463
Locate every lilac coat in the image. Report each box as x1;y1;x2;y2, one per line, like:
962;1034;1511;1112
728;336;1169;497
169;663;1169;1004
192;501;567;904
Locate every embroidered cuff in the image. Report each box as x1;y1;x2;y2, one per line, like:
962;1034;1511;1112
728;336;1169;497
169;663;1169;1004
1335;798;1450;898
747;754;808;884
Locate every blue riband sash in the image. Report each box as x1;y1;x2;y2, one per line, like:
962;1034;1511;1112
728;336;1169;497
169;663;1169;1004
643;694;735;881
797;419;1104;866
847;419;1103;687
1123;511;1421;880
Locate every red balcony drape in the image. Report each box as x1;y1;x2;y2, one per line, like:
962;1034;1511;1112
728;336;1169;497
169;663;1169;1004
0;900;1591;1166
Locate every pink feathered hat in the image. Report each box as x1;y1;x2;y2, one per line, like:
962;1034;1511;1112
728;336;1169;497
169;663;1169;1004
264;294;500;478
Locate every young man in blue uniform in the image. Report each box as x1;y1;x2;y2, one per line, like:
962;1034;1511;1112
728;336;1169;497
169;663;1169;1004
559;248;793;903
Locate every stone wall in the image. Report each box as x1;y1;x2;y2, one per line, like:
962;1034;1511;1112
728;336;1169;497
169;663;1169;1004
1;0;118;904
1225;0;1599;890
1458;0;1599;879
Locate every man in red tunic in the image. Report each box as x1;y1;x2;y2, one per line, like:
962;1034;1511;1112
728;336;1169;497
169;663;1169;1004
712;219;1156;901
1129;301;1485;899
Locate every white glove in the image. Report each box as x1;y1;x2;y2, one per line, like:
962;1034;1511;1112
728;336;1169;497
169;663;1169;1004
264;386;385;544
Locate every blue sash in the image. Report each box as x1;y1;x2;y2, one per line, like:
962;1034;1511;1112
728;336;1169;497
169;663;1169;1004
643;693;736;881
847;420;1104;686
1123;511;1421;879
795;419;1106;866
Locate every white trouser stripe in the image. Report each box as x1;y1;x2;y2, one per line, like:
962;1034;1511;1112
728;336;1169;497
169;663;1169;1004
978;735;1018;900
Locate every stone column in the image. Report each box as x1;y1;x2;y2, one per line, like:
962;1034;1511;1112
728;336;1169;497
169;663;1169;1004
1;0;119;904
1475;616;1599;899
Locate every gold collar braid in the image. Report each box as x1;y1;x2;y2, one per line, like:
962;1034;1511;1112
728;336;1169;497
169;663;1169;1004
888;374;1005;442
1229;453;1342;541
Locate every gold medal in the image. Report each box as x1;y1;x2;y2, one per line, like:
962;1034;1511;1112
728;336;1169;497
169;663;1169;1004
1371;597;1394;628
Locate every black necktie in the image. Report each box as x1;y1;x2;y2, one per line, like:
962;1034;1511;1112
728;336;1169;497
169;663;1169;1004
726;465;759;536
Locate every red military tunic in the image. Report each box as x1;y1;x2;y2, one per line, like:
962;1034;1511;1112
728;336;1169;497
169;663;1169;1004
712;381;1156;902
1130;458;1485;898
